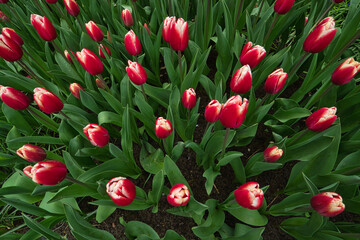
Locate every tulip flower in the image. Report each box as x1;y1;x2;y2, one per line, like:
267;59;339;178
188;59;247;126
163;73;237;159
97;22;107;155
122;9;133;27
230;65;252;94
219;95;249;129
96;78;107;89
274;0;295;15
303;17;337;53
98;44;111;59
162;16;176;43
144;23;151;36
306;107;337;132
0;0;8;3
124;30;141;56
64;0;80;17
182;88;196;109
333;0;345;3
126;60;147;85
83;123;109;147
2;28;23;46
205;100;222;123
46;0;58;3
16;144;47;163
263;146;283;163
85;21;104;42
234;182;264;210
33;87;64;114
106;177;136;206
311;192;345;217
23;160;67;185
168;18;189;52
0;86;30;110
0;10;9;22
76;48;103;75
305;17;308;25
240;42;266;69
69;83;84;99
31;14;57;41
331;57;360;85
64;50;75;64
155;117;173;139
0;34;23;61
167;184;190;207
264;68;288;94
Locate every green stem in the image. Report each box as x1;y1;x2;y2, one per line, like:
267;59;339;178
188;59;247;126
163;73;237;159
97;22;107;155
178;50;183;83
54;2;76;33
221;128;230;158
162;138;169;155
98;74;111;93
18;60;45;86
310;3;334;32
264;13;279;47
287;129;309;147
204;0;211;49
59;110;71;120
252;0;265;29
232;0;244;44
168;0;172;16
34;0;47;17
288;52;309;82
27;107;58;130
23;48;48;74
65;176;95;189
140;84;148;101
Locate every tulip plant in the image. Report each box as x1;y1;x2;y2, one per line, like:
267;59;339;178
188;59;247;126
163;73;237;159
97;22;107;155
0;0;359;239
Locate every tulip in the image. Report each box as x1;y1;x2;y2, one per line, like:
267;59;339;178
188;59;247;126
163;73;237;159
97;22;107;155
162;16;176;43
106;177;136;206
0;10;9;22
64;50;75;64
76;48;103;75
83;123;109;147
182;88;196;109
33;87;64;114
240;42;266;68
155;117;173;139
126;60;147;85
0;34;23;61
169;18;189;52
234;182;264;210
230;65;252;94
98;44;111;59
167;183;190;207
263;146;283;163
96;78;107;89
0;0;8;3
46;0;58;3
219;95;249;129
274;0;295;15
303;17;337;53
311;192;345;217
305;17;308;25
124;30;141;56
333;0;345;3
144;23;151;36
122;9;133;27
0;86;30;110
264;68;288;94
2;28;23;46
205;100;222;123
331;57;360;85
16;144;47;163
31;14;57;41
69;83;84;99
23;160;67;185
64;0;80;17
85;21;104;42
306;107;337;132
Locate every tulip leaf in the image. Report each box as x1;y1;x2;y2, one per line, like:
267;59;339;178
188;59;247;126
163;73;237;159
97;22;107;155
204;129;236;158
225;205;268;227
302;173;320;196
272;107;312;123
2;104;33;135
90;199;152;211
163;230;186;240
122;220;160;240
63;151;85;179
6;136;63;145
95;205;116;223
1;198;58;217
22;214;64;240
98;111;122;127
47;183;98;203
164;156;190;192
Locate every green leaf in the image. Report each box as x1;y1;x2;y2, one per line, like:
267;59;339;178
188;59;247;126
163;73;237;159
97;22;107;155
302;173;320;196
2;104;33;135
96;205;116;223
90;199;152;211
6;136;63;145
22;214;64;240
63;151;85;179
48;184;98;203
123;221;160;240
98;111;122;126
1;198;58;217
164;156;190;191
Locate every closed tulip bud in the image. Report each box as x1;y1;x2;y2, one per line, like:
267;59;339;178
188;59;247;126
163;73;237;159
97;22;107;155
0;86;30;110
76;48;103;75
240;42;266;69
16;144;46;163
169;18;189;52
46;0;58;3
230;65;252;94
2;28;23;46
98;44;111;59
264;68;288;94
263;146;283;163
23;160;67;185
0;0;9;3
64;50;75;64
0;34;23;61
106;177;136;206
155;117;173;139
31;14;57;41
205;100;222;123
234;182;264;210
96;78;107;89
332;0;345;3
274;0;295;14
182;88;196;109
144;23;151;36
331;58;360;85
83;123;109;147
126;60;147;85
124;30;141;56
311;192;345;217
33;87;63;114
303;17;337;53
162;16;176;43
69;83;84;99
64;0;80;17
305;17;308;25
122;9;133;27
0;10;9;22
85;21;104;42
167;184;190;207
219;95;249;129
306;107;337;132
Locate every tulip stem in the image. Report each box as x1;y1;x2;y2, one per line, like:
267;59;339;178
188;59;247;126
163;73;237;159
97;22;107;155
187;108;190;122
264;13;279;47
310;3;334;32
178;51;183;83
204;0;211;49
34;0;47;17
204;122;210;135
168;0;172;16
27;107;59;130
17;60;45;87
76;15;86;33
288;52;309;83
232;0;244;44
258;93;269;108
252;0;265;29
307;84;334;108
98;74;111;93
140;84;148;101
162;139;169;155
23;48;48;74
59;110;71;120
54;2;76;33
221;128;230;158
287;129;309;147
65;176;95;189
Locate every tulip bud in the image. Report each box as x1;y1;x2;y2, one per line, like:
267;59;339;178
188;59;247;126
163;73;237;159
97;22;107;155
205;100;222;123
96;78;107;89
0;34;23;61
64;50;75;64
64;0;80;17
182;88;196;109
219;95;249;129
144;23;151;36
155;117;173;139
23;160;67;185
126;60;147;85
124;30;141;56
83;123;109;147
303;17;337;53
162;16;176;43
332;0;345;3
240;42;266;69
234;182;264;210
16;144;47;163
30;14;57;41
274;0;295;15
264;68;288;94
0;86;30;110
0;10;9;22
263;146;283;163
167;184;190;207
33;87;64;114
169;18;189;52
46;0;58;3
85;21;104;42
304;17;308;25
69;83;84;99
230;65;252;94
106;177;136;206
331;57;360;85
76;48;103;75
306;107;337;132
0;0;9;3
122;9;133;27
2;28;23;46
98;44;111;59
311;192;345;217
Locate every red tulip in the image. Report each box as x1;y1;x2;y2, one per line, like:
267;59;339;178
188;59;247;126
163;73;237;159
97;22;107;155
182;88;196;109
155;117;173;139
169;18;188;52
124;30;141;56
16;144;47;163
85;21;104;42
64;0;80;17
263;146;283;163
162;16;176;43
0;86;29;110
311;192;345;217
274;0;295;15
2;28;23;46
264;68;288;94
96;78;107;89
126;60;147;85
219;95;249;129
46;0;58;3
234;182;264;210
76;48;103;75
303;17;337;53
305;17;308;25
240;42;266;68
332;0;345;3
23;160;67;185
122;9;133;27
99;44;111;59
144;23;151;36
69;83;84;99
0;34;23;61
0;10;9;22
306;107;337;132
205;100;222;123
83;123;109;147
33;87;64;114
167;183;190;207
106;177;136;206
331;57;360;85
0;0;8;3
230;65;252;94
64;50;75;64
31;14;57;41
